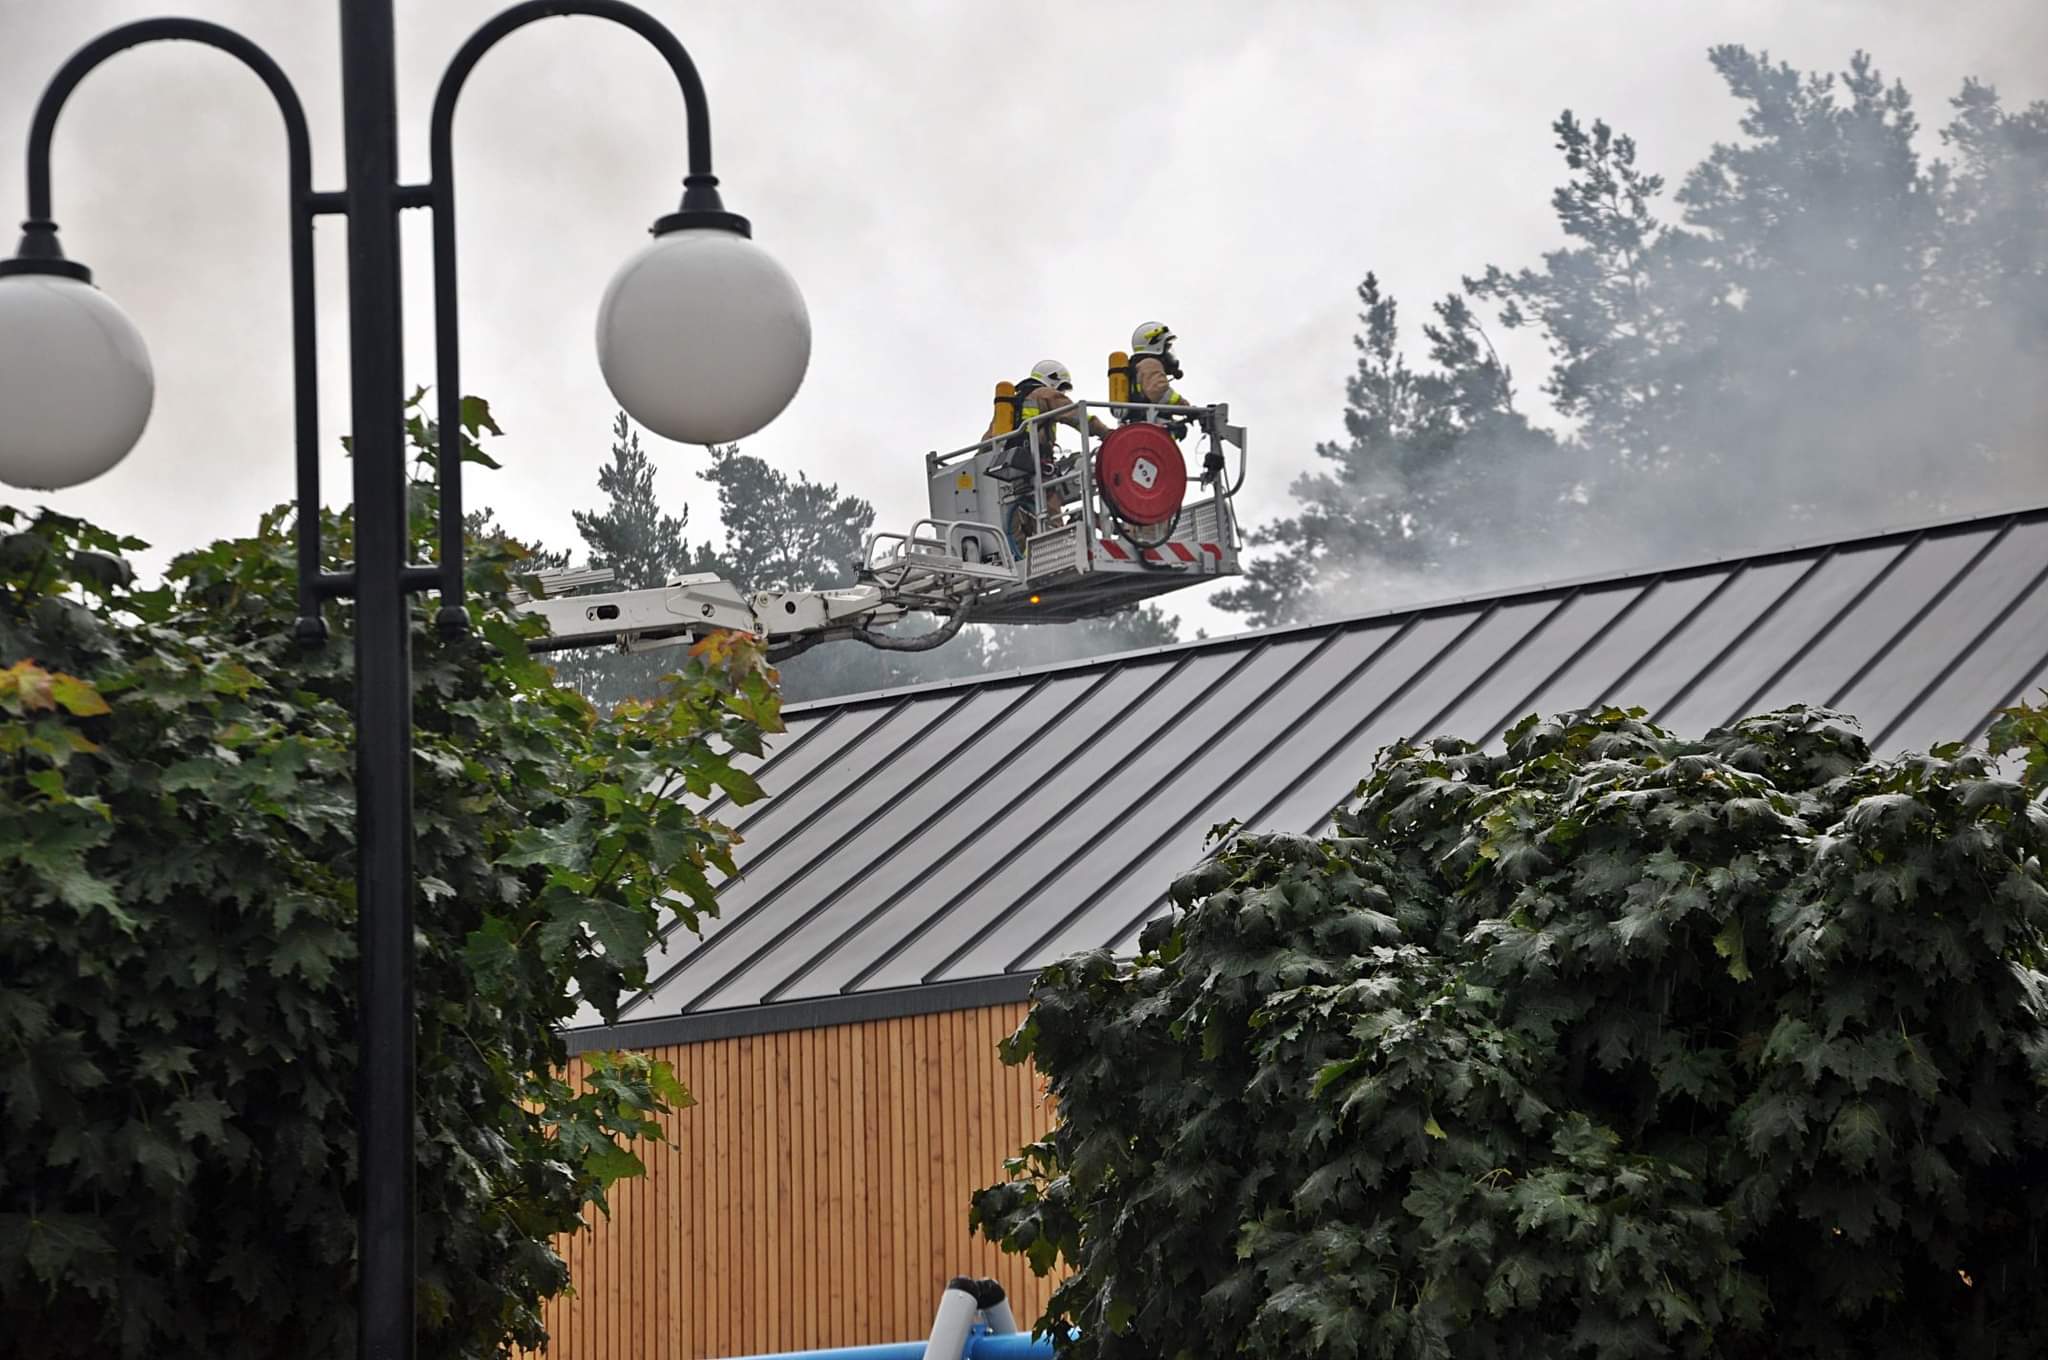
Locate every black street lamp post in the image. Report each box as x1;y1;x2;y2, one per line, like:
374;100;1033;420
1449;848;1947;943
0;4;811;1357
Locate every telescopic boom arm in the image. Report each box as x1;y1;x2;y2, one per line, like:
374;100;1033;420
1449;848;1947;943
514;568;923;660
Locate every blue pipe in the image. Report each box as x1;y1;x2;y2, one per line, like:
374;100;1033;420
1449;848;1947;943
721;1328;1056;1360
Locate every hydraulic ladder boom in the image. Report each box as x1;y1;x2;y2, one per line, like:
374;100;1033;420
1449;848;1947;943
515;569;927;659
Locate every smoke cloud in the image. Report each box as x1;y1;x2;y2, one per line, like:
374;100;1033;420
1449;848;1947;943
1245;47;2048;628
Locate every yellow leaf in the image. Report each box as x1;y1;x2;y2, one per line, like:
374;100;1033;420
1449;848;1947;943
49;671;111;717
2;661;111;717
2;659;56;712
1424;1115;1447;1140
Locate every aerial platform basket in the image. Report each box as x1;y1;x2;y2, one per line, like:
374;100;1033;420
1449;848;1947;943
865;399;1248;625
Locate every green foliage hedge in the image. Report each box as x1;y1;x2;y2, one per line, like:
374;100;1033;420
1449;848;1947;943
0;405;780;1356
976;705;2048;1359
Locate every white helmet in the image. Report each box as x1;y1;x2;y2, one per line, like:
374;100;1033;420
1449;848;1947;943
1131;321;1174;355
1030;359;1074;391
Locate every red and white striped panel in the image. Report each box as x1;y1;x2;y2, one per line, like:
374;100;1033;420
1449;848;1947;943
1099;539;1226;569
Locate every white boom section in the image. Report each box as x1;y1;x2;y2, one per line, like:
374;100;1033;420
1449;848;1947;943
516;570;923;657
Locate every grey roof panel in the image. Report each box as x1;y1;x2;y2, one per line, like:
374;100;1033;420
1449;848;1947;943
1847;518;2048;750
1255;606;1522;838
614;696;963;1020
1431;585;1643;744
2011;660;2048;724
1624;555;1821;718
718;703;891;835
1515;574;1718;719
577;506;2048;1041
680;675;1088;1011
1740;527;1993;724
1877;542;2048;754
1014;624;1410;969
859;648;1251;988
663;660;1194;1010
896;642;1299;986
947;631;1360;981
1656;539;1907;736
662;685;1028;1008
816;623;1407;999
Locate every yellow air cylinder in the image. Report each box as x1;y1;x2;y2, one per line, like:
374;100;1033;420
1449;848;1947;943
991;380;1018;435
1107;351;1131;404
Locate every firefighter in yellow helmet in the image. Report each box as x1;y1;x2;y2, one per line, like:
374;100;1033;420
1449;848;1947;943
1115;322;1221;525
1124;321;1193;420
984;360;1111;540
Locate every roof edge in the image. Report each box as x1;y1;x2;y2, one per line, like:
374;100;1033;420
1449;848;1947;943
782;501;2048;716
564;973;1035;1052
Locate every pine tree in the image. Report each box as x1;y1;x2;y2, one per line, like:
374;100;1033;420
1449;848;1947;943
1655;48;1948;526
690;444;871;590
1469;111;1699;489
574;414;695;588
1928;76;2048;482
546;415;698;712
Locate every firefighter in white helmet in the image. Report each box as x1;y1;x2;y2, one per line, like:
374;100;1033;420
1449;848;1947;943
984;359;1113;444
984;360;1111;539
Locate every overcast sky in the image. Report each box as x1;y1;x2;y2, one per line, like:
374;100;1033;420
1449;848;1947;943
3;0;2044;637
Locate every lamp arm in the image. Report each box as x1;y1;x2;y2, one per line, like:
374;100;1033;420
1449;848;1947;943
17;19;330;642
424;0;735;633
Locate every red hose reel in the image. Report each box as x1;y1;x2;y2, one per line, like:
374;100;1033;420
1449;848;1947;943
1093;424;1187;525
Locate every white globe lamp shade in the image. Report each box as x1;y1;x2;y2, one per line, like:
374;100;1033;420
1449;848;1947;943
0;270;154;491
595;226;809;445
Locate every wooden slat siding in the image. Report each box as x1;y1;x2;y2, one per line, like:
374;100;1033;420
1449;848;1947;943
523;1003;1058;1360
790;1026;809;1352
848;1017;870;1351
886;1016;909;1334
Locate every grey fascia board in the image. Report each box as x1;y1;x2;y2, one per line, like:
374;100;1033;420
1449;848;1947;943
564;973;1037;1052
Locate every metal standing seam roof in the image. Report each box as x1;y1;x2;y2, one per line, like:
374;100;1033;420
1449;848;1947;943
568;504;2048;1052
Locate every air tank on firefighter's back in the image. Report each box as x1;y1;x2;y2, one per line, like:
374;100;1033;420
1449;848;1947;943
1107;350;1131;405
